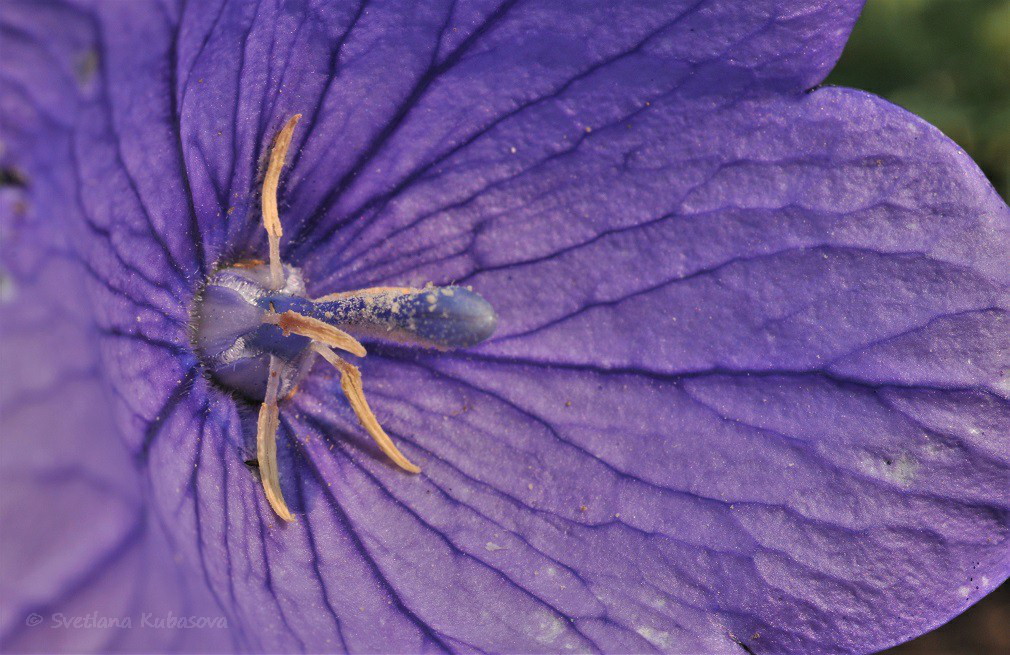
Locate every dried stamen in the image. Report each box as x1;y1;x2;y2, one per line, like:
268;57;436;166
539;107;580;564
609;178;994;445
195;114;497;522
254;114;301;522
262;114;301;290
265;310;367;357
313;343;420;473
257;355;294;521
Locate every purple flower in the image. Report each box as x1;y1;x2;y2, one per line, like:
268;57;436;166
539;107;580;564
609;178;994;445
1;0;1007;653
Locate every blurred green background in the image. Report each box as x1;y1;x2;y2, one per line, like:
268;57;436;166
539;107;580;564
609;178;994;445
826;0;1010;200
828;1;1010;653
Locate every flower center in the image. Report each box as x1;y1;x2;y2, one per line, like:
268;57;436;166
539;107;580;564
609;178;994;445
193;262;313;402
193;265;496;402
189;115;497;522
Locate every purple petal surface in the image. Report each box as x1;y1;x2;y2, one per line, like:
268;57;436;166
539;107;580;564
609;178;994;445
2;1;1008;654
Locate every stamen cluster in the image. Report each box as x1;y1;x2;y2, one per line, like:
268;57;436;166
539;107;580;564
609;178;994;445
192;116;496;521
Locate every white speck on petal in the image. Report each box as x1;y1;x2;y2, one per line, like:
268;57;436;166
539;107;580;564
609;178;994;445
636;626;673;649
0;270;15;303
993;374;1010;397
531;612;565;645
858;451;918;487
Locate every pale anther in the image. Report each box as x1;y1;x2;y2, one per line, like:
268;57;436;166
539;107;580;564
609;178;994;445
257;355;294;522
262;114;301;290
313;343;421;474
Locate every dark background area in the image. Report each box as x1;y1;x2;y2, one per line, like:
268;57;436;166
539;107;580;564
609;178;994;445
825;1;1009;653
827;0;1010;201
881;584;1010;655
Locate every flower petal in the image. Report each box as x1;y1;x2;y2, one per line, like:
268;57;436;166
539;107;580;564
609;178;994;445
82;0;864;268
142;88;1009;652
292;91;1009;652
4;1;1009;654
0;161;231;655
